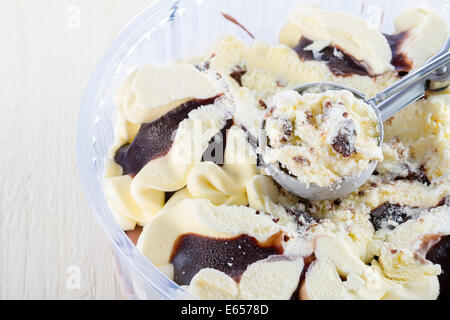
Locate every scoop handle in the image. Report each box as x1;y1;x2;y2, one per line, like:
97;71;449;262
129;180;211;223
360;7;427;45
368;39;450;121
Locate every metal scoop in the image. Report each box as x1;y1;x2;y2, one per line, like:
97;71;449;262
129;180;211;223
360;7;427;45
259;41;450;201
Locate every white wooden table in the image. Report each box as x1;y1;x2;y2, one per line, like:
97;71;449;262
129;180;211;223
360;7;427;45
0;0;157;300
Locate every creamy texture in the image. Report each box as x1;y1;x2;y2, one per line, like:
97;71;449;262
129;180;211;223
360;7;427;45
300;231;440;300
194;35;398;139
262;89;382;187
105;100;230;229
394;7;449;70
279;4;394;75
104;5;450;300
380;93;450;182
190;259;304;300
116;64;220;125
110;64;221;156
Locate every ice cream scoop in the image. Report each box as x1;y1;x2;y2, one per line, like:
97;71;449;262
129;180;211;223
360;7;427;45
259;39;450;200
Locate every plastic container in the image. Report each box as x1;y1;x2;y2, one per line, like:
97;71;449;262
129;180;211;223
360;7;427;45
77;0;449;300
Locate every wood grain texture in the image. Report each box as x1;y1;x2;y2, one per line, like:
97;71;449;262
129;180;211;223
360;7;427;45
0;0;157;300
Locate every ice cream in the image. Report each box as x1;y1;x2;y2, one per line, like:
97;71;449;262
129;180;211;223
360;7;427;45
261;89;383;187
193;34;398;140
393;7;449;70
103;4;450;300
279;4;394;76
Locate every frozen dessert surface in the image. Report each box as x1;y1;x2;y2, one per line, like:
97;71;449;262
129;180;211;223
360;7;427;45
103;4;450;300
394;7;449;70
194;34;398;140
279;4;393;76
114;96;220;176
262;89;382;187
280;6;449;77
115;64;220;125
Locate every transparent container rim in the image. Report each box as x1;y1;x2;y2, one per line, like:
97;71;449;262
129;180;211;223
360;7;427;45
76;0;193;300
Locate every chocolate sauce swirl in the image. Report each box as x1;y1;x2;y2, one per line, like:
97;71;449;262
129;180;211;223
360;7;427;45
170;233;284;285
115;96;219;176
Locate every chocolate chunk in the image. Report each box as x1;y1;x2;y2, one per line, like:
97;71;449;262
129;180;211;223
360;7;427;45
331;120;357;158
283;122;293;135
170;233;284;285
195;61;210;71
229;65;247;86
259;99;268;109
280;120;293;143
426;236;450;300
276;80;287;88
202;118;234;166
370;203;410;231
305;112;314;125
385;32;413;75
436;196;450;208
288;208;317;227
195;55;215;71
323;100;334;110
293;156;311;166
114;97;219;176
395;165;431;186
294;37;370;77
409;166;431;186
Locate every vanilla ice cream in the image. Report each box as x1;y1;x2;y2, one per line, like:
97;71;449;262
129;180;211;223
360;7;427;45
103;4;450;300
279;4;394;76
262;89;383;187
